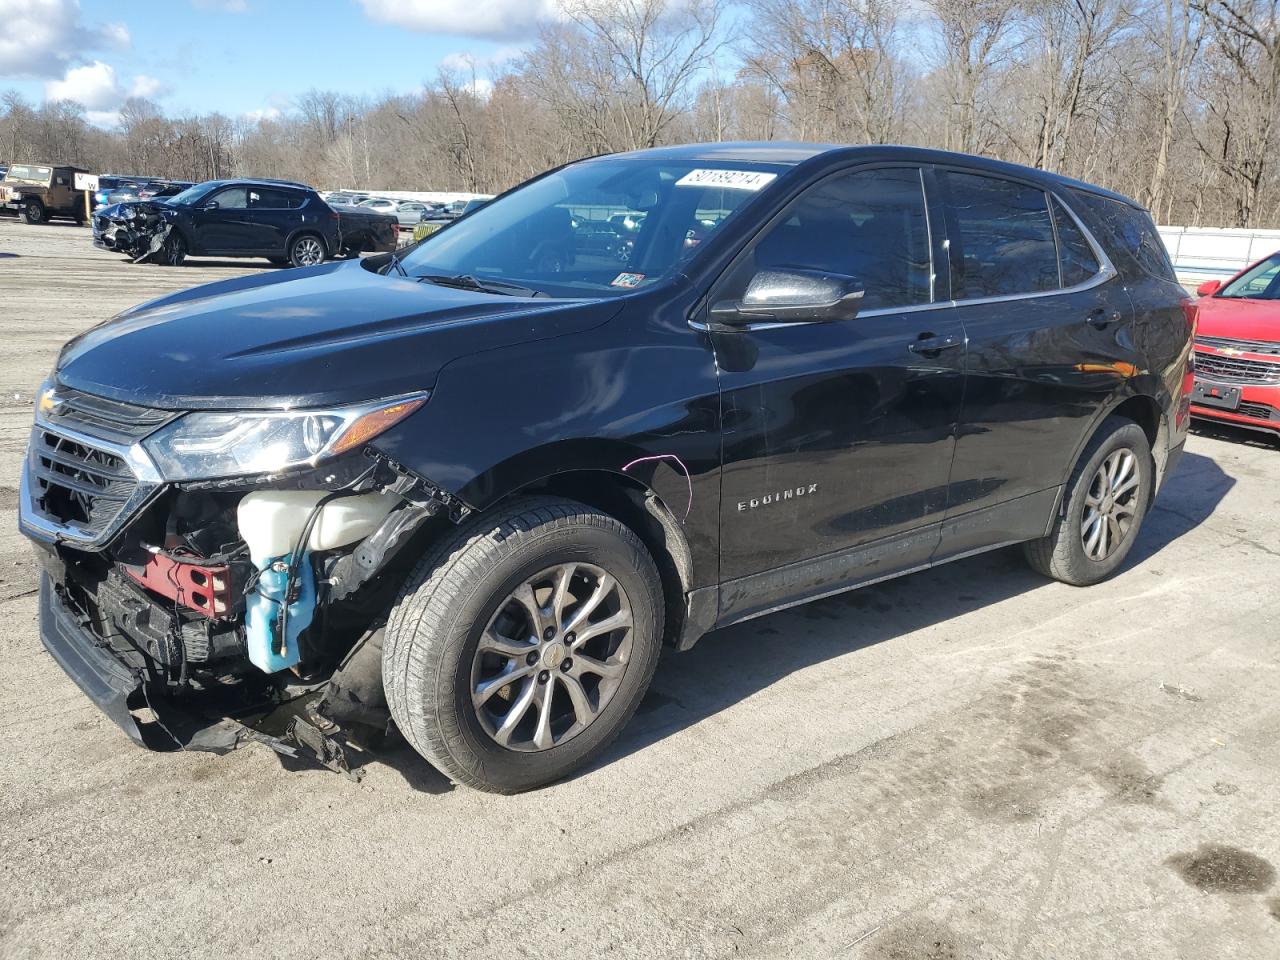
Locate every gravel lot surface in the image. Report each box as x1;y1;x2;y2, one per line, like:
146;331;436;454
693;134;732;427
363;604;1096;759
1;221;1278;960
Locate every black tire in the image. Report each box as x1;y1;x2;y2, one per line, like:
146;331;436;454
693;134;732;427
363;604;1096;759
19;199;45;224
383;497;664;793
1024;416;1153;586
158;231;186;266
288;233;326;268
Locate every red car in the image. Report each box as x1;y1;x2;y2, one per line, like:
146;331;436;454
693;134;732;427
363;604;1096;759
1191;251;1280;438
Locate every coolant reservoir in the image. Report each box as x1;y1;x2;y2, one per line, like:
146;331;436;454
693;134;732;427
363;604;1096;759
237;490;401;567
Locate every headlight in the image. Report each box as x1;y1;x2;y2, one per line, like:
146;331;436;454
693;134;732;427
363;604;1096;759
142;393;428;481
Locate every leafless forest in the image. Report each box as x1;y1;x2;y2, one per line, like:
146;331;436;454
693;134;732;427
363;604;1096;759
2;0;1279;227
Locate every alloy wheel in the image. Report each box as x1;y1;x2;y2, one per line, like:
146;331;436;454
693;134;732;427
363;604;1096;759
1080;448;1141;561
470;562;633;752
294;236;323;266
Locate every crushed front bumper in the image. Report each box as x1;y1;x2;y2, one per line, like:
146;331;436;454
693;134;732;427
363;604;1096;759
37;566;357;774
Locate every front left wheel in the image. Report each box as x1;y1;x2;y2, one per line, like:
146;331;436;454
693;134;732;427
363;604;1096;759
383;497;664;793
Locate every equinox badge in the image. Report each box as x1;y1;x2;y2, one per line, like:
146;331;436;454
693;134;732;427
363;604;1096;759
738;483;819;512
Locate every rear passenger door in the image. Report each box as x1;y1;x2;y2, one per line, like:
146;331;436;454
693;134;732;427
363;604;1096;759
246;187;301;252
938;169;1134;554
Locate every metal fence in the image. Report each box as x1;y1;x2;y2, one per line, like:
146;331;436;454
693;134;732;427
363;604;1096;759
1159;226;1280;285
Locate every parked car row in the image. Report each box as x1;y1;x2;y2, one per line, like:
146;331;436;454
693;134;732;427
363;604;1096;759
93;178;399;266
93;176;194;211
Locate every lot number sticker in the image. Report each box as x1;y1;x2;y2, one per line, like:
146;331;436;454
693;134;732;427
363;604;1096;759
675;169;777;191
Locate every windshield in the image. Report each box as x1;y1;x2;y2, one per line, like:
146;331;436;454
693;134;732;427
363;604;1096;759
164;182;216;207
397;158;785;296
1219;252;1280;299
6;164;52;186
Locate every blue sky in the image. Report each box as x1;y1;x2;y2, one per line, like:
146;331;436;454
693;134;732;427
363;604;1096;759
0;0;544;126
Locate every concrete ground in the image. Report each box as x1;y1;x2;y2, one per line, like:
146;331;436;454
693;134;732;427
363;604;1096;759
0;220;1278;960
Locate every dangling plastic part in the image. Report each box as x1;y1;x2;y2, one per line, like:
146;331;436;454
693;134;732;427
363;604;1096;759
245;553;316;673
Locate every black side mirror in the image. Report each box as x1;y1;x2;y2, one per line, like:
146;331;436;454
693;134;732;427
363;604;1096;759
710;269;864;328
199;200;219;210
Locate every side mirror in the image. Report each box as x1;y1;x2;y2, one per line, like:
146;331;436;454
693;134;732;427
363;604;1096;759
199;200;220;210
1197;279;1222;297
710;269;864;327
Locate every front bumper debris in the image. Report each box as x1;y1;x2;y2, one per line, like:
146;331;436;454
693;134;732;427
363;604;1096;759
37;572;361;778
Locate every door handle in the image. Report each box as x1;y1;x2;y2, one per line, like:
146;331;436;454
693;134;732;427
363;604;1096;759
1086;308;1122;329
908;333;964;356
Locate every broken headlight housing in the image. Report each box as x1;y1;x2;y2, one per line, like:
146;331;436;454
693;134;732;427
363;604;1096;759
142;393;428;481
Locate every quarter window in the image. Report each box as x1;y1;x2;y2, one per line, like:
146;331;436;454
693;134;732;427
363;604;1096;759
946;172;1059;299
1052;197;1101;287
743;167;932;312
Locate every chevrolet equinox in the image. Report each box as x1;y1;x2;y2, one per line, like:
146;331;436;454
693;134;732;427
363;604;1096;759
20;144;1194;792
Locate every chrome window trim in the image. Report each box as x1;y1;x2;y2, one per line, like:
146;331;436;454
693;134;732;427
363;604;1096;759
691;176;1118;334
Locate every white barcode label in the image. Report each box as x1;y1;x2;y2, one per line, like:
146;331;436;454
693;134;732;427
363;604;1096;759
674;169;778;191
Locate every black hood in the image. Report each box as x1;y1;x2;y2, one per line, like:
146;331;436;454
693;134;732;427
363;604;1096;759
56;258;617;410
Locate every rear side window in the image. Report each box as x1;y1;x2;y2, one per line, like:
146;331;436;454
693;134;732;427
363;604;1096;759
744;166;933;311
1052;197;1101;287
249;188;303;209
1068;190;1175;281
945;171;1059;299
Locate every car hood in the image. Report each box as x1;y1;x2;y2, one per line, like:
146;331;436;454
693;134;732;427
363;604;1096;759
1196;296;1280;344
56;258;618;410
96;199;172;221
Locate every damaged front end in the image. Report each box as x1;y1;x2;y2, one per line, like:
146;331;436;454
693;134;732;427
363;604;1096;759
20;383;461;777
92;201;175;263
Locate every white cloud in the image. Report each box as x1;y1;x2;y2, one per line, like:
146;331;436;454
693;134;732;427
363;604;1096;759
44;61;167;125
439;45;523;73
191;0;249;11
242;107;281;123
0;0;129;78
357;0;560;40
85;109;121;128
130;74;165;98
46;60;120;109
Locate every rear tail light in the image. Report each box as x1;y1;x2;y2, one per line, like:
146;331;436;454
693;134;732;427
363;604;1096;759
1181;296;1198;337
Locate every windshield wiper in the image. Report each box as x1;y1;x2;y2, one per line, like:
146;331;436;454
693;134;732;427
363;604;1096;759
382;250;409;277
416;273;547;298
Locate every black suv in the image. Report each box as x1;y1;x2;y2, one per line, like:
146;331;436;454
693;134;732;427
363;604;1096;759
21;144;1193;792
92;178;397;266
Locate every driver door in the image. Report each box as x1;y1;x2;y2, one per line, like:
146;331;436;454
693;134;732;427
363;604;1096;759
195;186;251;253
709;165;967;620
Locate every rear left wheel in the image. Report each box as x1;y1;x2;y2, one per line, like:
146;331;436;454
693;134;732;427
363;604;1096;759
1024;416;1153;586
383;497;663;793
288;233;325;268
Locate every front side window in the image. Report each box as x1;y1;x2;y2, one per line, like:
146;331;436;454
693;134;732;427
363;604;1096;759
210;187;248;209
729;166;932;312
947;172;1059;299
398;157;784;297
1218;253;1280;299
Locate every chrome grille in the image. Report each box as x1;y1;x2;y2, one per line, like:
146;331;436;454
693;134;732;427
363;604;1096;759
20;387;167;549
44;386;177;443
1196;335;1280;356
1192;349;1280;385
1238;400;1277;422
29;428;138;534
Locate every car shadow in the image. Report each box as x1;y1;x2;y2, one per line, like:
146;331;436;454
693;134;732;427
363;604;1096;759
1190;419;1279;451
588;449;1234;777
